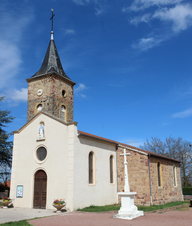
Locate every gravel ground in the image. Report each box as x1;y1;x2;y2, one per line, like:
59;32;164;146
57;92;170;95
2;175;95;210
28;207;192;226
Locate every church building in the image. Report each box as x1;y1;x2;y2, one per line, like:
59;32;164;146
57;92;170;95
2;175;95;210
10;27;183;211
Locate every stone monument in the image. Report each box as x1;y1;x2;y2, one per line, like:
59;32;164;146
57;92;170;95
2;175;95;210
114;148;144;220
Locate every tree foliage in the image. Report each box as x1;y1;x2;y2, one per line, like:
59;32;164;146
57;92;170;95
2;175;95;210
141;135;192;187
0;95;14;187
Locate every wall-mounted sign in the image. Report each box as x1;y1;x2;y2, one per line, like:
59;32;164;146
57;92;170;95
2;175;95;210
16;185;23;198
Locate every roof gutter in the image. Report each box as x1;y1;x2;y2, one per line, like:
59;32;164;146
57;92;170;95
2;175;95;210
149;153;181;163
77;132;117;145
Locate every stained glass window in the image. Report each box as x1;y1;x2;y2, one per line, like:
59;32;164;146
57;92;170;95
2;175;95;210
37;147;47;161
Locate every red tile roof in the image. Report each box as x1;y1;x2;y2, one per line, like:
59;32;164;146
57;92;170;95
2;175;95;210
78;130;181;163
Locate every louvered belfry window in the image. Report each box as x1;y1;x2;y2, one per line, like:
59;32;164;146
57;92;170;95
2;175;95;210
37;147;47;161
37;104;42;113
110;155;113;183
157;162;161;186
89;152;93;184
61;105;65;120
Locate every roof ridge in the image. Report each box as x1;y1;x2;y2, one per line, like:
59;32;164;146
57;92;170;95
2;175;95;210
77;130;181;162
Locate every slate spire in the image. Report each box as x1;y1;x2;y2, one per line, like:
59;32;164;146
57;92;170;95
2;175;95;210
32;10;72;81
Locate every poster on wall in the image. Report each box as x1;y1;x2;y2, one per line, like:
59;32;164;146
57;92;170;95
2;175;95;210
16;185;23;198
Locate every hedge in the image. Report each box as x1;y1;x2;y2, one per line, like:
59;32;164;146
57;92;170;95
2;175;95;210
183;187;192;195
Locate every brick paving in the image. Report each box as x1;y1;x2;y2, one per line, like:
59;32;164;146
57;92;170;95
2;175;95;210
28;208;192;226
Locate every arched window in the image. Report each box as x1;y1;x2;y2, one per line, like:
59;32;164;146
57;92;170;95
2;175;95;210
173;166;177;186
110;155;114;183
60;105;66;121
89;152;94;184
37;104;42;113
157;162;161;186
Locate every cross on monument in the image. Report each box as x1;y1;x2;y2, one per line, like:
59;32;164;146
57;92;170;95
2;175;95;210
120;149;131;192
50;9;55;32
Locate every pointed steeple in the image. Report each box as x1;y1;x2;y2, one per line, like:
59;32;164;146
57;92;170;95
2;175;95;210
31;37;72;81
32;38;71;80
31;9;73;82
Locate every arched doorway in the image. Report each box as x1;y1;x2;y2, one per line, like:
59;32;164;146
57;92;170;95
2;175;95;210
33;170;47;209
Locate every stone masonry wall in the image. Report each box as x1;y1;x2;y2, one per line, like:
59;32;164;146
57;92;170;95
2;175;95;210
117;147;183;206
117;147;151;206
150;156;182;205
27;74;74;122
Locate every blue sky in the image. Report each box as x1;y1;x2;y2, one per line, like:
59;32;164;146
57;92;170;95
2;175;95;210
1;0;192;147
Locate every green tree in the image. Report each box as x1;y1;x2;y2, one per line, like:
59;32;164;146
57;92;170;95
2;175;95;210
141;135;192;187
0;95;14;187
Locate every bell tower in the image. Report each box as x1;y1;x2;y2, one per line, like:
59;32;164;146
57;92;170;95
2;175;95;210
26;11;75;123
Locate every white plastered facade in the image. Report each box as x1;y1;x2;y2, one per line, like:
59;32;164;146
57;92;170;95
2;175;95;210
10;112;118;211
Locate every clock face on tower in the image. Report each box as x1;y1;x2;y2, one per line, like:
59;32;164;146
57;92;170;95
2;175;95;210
37;89;43;96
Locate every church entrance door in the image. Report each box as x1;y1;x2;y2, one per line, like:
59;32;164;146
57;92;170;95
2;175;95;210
33;170;47;209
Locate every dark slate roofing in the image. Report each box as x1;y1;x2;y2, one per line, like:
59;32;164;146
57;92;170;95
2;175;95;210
31;39;72;81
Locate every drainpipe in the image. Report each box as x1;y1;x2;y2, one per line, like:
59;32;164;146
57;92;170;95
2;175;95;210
148;153;153;205
116;145;118;194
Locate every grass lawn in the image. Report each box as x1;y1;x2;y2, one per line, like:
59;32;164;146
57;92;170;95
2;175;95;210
77;201;189;212
0;220;31;226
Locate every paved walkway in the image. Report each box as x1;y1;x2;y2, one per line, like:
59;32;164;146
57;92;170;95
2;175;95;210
28;210;192;226
0;207;60;224
0;206;192;226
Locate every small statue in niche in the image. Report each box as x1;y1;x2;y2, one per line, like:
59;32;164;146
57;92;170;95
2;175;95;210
39;123;44;138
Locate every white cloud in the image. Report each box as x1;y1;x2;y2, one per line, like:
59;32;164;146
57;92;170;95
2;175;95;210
132;37;165;51
130;14;151;26
73;0;91;5
95;7;104;16
153;4;192;32
0;3;34;92
126;1;192;51
72;0;105;15
129;3;192;32
9;88;28;102
65;29;75;35
80;94;86;98
124;0;183;12
122;139;144;148
173;108;192;118
0;40;22;89
74;83;88;97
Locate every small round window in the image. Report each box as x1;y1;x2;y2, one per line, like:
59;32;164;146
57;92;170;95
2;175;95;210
36;147;47;161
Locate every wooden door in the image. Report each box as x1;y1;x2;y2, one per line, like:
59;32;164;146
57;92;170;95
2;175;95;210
33;170;47;209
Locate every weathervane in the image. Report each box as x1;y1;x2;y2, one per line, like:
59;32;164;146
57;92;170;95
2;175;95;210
50;9;55;32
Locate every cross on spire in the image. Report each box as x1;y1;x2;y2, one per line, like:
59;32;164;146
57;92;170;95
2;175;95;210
50;9;55;32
